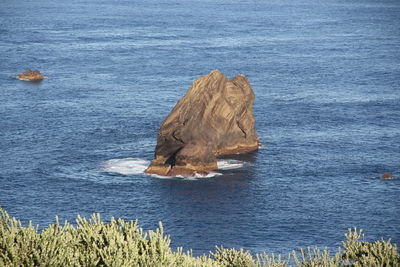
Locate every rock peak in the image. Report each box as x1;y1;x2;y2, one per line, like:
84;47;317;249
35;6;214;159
209;69;224;76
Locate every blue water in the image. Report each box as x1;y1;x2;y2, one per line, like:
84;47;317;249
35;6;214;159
1;0;399;256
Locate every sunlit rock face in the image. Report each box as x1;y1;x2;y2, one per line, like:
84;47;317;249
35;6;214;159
145;70;259;177
17;70;44;81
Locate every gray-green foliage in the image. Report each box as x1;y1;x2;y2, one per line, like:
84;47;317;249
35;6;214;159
292;247;342;267
341;228;400;267
0;208;398;267
211;247;255;267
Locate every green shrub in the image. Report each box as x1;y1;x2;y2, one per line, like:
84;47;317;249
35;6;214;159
342;228;400;267
292;247;341;267
1;208;398;267
211;246;255;267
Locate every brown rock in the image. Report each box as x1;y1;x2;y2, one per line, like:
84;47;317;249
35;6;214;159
17;70;44;81
145;70;259;177
381;173;393;179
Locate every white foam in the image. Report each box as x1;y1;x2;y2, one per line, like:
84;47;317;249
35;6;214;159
103;157;246;178
102;158;149;175
195;171;222;178
217;159;246;170
149;171;222;180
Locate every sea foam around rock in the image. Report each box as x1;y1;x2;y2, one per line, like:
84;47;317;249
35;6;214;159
103;158;149;175
102;158;246;178
217;159;247;170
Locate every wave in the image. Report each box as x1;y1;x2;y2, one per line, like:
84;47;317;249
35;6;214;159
217;159;247;170
150;171;222;180
102;158;149;175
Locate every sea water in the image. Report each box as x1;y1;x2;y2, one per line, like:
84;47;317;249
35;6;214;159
0;0;399;256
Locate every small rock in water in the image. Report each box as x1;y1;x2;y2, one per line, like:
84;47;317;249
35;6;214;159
381;173;393;179
17;70;44;81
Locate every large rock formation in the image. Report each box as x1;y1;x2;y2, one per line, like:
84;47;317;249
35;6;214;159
17;70;44;81
145;70;259;177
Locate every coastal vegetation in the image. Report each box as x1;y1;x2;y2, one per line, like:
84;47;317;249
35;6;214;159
1;208;398;267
